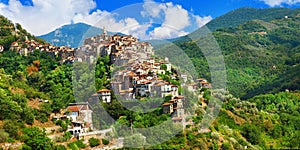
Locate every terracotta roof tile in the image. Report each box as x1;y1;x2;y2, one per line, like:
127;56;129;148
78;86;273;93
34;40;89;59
67;106;81;112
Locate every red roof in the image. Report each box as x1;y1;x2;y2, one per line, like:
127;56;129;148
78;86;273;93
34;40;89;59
67;106;80;112
66;103;90;112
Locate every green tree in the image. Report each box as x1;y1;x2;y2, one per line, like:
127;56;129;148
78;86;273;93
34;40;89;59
63;132;72;141
102;138;109;145
53;145;67;150
241;124;261;145
3;120;20;139
68;140;86;149
0;130;9;143
222;142;232;150
21;127;53;150
160;64;167;70
89;137;100;147
0;95;23;120
22;107;35;125
36;113;48;123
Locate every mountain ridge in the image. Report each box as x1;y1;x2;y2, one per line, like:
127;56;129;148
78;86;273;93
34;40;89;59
157;8;300;99
169;7;300;42
38;23;125;48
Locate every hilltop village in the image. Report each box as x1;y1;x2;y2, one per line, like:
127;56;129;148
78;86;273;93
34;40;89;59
9;36;76;63
6;28;212;140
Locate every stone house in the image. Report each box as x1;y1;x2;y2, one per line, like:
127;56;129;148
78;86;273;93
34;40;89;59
97;89;111;103
163;102;174;114
66;102;93;127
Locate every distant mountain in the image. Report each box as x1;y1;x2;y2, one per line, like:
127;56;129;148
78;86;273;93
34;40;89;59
38;23;122;48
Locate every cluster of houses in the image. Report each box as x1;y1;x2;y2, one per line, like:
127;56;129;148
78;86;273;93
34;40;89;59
61;30;214;133
76;28;153;65
85;30;189;124
109;54;188;124
5;28;154;66
111;58;178;100
9;37;76;63
51;29;213;137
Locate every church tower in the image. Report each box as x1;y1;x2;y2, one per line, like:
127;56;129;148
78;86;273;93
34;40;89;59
102;26;107;35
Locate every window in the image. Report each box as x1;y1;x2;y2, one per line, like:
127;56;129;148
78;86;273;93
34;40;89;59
72;112;78;116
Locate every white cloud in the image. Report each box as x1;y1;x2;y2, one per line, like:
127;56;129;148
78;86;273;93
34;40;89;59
141;0;164;18
0;0;147;36
141;1;191;30
162;2;190;30
73;10;150;39
0;0;212;40
193;15;212;28
0;0;96;35
149;25;188;39
260;0;300;6
141;0;212;39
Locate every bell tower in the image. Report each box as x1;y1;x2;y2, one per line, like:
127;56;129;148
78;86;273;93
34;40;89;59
102;26;107;35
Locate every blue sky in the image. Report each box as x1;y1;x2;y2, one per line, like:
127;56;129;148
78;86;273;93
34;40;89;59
95;0;270;18
0;0;300;39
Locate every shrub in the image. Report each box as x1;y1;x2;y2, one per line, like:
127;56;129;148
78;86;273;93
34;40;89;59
186;124;191;128
241;124;261;145
53;144;67;150
21;127;53;150
54;136;67;143
60;122;68;131
89;137;100;147
102;138;109;145
68;140;86;149
222;142;231;150
74;140;86;148
67;143;79;150
63;132;72;140
3;120;20;139
211;132;220;141
55;120;62;126
0;130;9;143
23;109;35;125
36;113;48;123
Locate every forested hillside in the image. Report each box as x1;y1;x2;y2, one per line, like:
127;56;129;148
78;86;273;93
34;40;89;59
149;89;300;149
0;16;75;149
0;15;46;50
206;7;300;31
157;8;300;99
